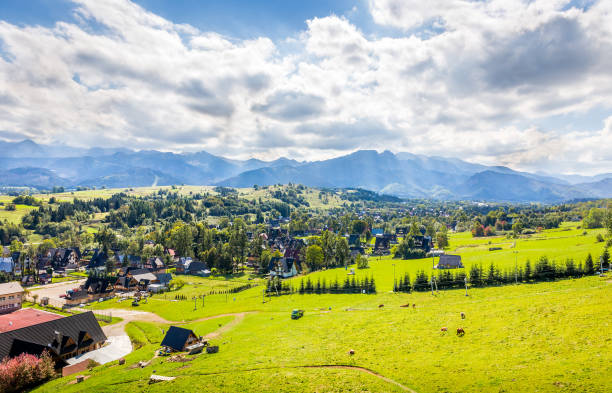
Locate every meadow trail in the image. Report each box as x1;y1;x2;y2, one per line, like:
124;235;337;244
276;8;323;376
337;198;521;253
300;365;416;392
99;309;253;338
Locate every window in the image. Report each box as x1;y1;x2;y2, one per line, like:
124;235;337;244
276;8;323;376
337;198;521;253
8;296;13;299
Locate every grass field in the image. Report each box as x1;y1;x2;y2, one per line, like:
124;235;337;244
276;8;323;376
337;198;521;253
33;276;611;392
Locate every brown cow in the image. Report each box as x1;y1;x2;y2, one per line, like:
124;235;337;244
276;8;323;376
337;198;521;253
378;304;384;308
456;327;465;336
412;304;416;309
441;327;448;332
460;312;466;319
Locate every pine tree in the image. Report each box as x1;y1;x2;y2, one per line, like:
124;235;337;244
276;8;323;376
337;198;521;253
601;248;610;270
585;253;595;275
524;260;532;281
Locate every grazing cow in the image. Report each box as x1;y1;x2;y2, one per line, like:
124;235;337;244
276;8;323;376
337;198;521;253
441;327;448;332
412;304;416;309
379;304;384;308
460;312;466;319
456;327;465;336
348;349;355;355
400;304;410;308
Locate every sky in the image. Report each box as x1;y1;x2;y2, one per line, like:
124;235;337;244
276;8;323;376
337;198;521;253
0;0;611;175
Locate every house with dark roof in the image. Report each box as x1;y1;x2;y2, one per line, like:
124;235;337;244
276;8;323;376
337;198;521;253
435;255;463;269
65;274;116;305
413;235;433;253
0;311;106;367
87;249;108;270
160;326;199;352
269;257;298;278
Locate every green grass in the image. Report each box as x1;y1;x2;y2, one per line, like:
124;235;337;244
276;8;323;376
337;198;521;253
28;222;612;392
33;276;612;392
0;203;38;224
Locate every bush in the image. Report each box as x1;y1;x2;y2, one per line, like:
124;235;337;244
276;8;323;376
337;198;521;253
596;233;604;242
356;255;369;269
0;352;55;393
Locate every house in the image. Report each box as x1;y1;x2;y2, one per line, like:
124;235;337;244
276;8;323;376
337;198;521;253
348;234;361;247
413;235;433;253
160;326;199;352
176;259;209;276
65;274;116;305
0;282;24;315
269;257;298;278
0;311;106;367
155;273;172;287
395;227;408;236
0;308;63;333
0;257;14;274
87;249;108;270
144;257;165;271
372;228;384;236
435;255;463;269
374;236;391;251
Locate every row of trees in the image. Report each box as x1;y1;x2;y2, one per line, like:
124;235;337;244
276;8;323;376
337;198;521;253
394;252;609;293
266;275;377;295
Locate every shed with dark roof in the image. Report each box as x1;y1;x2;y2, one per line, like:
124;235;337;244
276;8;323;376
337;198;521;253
160;326;199;352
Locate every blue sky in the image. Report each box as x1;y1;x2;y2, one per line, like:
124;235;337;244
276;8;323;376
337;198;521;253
0;0;611;175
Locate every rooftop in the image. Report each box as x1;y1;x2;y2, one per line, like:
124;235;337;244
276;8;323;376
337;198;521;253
0;308;64;333
0;282;25;296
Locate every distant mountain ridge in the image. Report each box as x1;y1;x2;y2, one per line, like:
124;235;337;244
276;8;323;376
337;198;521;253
0;139;611;202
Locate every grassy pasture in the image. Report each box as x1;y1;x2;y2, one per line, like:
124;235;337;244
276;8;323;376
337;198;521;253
35;276;611;392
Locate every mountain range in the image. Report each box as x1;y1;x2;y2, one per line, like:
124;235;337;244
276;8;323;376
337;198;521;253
1;139;611;203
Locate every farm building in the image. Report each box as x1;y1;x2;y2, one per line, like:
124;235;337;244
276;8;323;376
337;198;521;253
160;326;200;352
435;255;464;269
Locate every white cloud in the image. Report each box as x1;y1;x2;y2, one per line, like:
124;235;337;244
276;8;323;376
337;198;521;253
0;0;611;174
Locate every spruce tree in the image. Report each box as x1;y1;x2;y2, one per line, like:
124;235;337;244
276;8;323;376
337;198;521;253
585;253;595;275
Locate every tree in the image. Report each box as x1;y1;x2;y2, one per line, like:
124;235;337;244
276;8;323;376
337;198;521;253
435;227;449;248
356;254;369;269
472;222;485;237
335;237;349;267
170;222;193;257
37;239;56;256
9;240;23;254
351;220;368;235
305;245;324;271
583;208;606;229
601;248;610;270
94;227;116;255
585;253;595;275
512;220;523;236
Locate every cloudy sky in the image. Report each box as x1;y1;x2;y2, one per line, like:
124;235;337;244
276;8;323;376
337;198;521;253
0;0;611;175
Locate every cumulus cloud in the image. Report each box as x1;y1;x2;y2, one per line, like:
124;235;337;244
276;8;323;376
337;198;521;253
0;0;611;174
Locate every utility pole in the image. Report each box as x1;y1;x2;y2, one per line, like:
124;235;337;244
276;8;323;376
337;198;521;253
430;278;434;295
433;275;438;293
393;264;396;292
202;294;205;307
464;276;468;296
193;296;197;310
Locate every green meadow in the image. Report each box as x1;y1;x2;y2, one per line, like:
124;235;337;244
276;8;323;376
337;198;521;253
34;276;611;393
10;217;612;392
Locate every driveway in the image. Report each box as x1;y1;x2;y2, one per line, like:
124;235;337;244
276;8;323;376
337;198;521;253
66;335;132;365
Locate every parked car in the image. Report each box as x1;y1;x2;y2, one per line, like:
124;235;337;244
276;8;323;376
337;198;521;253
291;309;304;320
